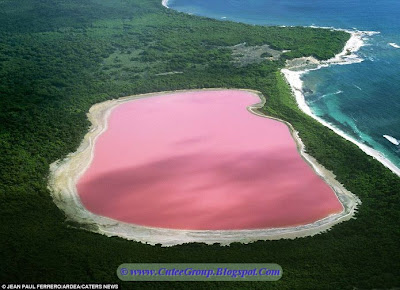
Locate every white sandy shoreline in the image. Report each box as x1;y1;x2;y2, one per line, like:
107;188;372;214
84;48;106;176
161;0;169;8
48;88;360;247
281;29;400;177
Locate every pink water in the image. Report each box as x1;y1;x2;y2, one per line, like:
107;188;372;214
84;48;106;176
77;90;343;230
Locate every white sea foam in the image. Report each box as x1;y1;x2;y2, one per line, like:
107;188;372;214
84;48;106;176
383;135;400;146
162;0;169;8
389;42;400;49
282;29;400;177
327;30;379;64
309;90;343;104
354;84;362;90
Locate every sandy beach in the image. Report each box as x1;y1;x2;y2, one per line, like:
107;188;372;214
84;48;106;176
282;29;400;177
48;89;360;247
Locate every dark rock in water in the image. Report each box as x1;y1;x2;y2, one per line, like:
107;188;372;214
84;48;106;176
303;87;314;94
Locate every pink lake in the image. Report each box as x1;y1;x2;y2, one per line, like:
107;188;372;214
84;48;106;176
77;90;343;230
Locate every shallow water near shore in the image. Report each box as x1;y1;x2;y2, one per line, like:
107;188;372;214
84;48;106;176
168;0;400;170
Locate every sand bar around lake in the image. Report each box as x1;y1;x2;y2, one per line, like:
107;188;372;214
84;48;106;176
48;89;360;246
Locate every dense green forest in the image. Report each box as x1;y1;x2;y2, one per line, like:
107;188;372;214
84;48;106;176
0;0;399;289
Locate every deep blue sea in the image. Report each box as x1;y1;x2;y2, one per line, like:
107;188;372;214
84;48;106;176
167;0;400;172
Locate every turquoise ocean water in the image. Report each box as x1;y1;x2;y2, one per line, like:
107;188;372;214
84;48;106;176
167;0;400;172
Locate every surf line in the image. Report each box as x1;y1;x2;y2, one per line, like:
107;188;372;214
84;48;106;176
282;29;400;177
